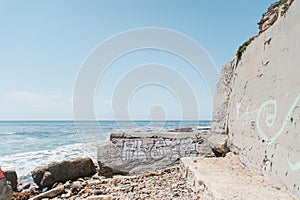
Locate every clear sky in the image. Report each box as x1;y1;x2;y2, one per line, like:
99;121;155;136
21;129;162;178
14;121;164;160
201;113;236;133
0;0;275;120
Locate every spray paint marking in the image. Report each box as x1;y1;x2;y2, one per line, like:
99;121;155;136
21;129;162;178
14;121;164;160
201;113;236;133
287;159;300;171
256;93;300;171
256;93;300;145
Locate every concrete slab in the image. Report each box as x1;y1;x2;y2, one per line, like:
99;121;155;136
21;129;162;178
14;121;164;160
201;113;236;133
180;154;296;200
97;131;213;176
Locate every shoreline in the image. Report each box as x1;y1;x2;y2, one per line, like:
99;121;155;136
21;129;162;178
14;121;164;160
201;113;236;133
12;164;198;200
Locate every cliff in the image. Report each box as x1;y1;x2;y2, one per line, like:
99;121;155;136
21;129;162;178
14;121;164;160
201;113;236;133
210;0;300;197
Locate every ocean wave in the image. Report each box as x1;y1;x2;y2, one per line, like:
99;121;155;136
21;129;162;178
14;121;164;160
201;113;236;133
0;143;96;183
0;132;17;135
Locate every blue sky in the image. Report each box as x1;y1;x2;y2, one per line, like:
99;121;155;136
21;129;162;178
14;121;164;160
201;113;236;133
0;0;275;120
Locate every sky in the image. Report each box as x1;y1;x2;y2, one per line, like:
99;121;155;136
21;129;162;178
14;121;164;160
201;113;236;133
0;0;275;120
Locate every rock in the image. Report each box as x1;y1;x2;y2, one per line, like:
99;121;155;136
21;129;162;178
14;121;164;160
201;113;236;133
61;190;72;198
88;180;101;186
29;184;39;193
0;178;13;200
30;185;64;200
3;170;18;191
51;182;62;189
31;157;96;188
78;188;92;196
92;174;105;180
208;133;229;155
168;127;193;132
93;189;103;195
41;171;56;188
0;168;13;200
71;181;82;193
63;181;71;188
86;195;114;200
22;183;31;190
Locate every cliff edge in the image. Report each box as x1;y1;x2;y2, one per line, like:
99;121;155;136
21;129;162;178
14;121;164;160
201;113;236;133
210;0;300;197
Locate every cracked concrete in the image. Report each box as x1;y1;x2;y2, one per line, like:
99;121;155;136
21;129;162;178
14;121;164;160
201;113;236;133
180;154;296;200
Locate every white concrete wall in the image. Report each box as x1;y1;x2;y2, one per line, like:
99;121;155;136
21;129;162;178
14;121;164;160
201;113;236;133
211;0;300;197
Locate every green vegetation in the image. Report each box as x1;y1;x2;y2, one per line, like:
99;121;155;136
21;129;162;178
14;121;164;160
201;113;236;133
237;0;294;61
236;36;256;60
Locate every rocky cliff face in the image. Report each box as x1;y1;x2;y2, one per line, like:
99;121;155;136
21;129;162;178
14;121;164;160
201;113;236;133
211;0;300;197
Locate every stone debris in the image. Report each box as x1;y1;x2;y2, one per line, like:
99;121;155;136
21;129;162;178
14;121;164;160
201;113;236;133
30;185;65;200
12;165;199;200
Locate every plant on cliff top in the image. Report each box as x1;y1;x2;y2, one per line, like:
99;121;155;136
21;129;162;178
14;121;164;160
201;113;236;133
236;0;294;62
236;36;256;60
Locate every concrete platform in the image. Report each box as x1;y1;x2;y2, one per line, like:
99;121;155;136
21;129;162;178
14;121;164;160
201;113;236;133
97;131;213;176
180;154;296;200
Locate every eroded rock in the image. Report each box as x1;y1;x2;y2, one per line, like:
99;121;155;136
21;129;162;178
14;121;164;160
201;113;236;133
31;157;96;189
0;168;13;200
3;170;18;192
30;185;64;200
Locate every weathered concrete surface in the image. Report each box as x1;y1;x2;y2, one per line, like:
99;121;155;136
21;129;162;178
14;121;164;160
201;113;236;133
97;131;213;176
210;0;300;198
210;59;236;136
180;155;296;200
209;59;236;154
31;157;96;189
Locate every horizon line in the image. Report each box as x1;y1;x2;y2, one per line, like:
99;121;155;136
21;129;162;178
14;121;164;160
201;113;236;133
0;119;212;122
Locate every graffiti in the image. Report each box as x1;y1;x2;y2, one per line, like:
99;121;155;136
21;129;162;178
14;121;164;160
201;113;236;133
120;137;203;162
287;159;300;171
122;140;147;162
239;105;259;127
256;94;300;171
150;139;168;160
256;93;300;145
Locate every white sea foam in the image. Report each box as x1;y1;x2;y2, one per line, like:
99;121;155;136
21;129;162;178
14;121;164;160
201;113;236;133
0;121;211;184
0;143;96;183
0;132;17;135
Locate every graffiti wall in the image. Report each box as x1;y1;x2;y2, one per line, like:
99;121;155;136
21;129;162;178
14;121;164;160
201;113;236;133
97;131;212;175
211;1;300;197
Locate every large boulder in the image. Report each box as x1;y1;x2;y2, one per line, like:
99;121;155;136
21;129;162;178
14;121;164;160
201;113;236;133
3;170;18;191
0;169;12;200
31;157;96;189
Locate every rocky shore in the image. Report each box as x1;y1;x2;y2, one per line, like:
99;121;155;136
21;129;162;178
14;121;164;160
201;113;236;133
11;163;198;200
2;127;208;200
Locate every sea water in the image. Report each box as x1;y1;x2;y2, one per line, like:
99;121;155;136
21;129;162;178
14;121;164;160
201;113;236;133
0;120;210;183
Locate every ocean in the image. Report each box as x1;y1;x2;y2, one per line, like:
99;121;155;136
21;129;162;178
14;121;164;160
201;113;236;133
0;120;211;183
